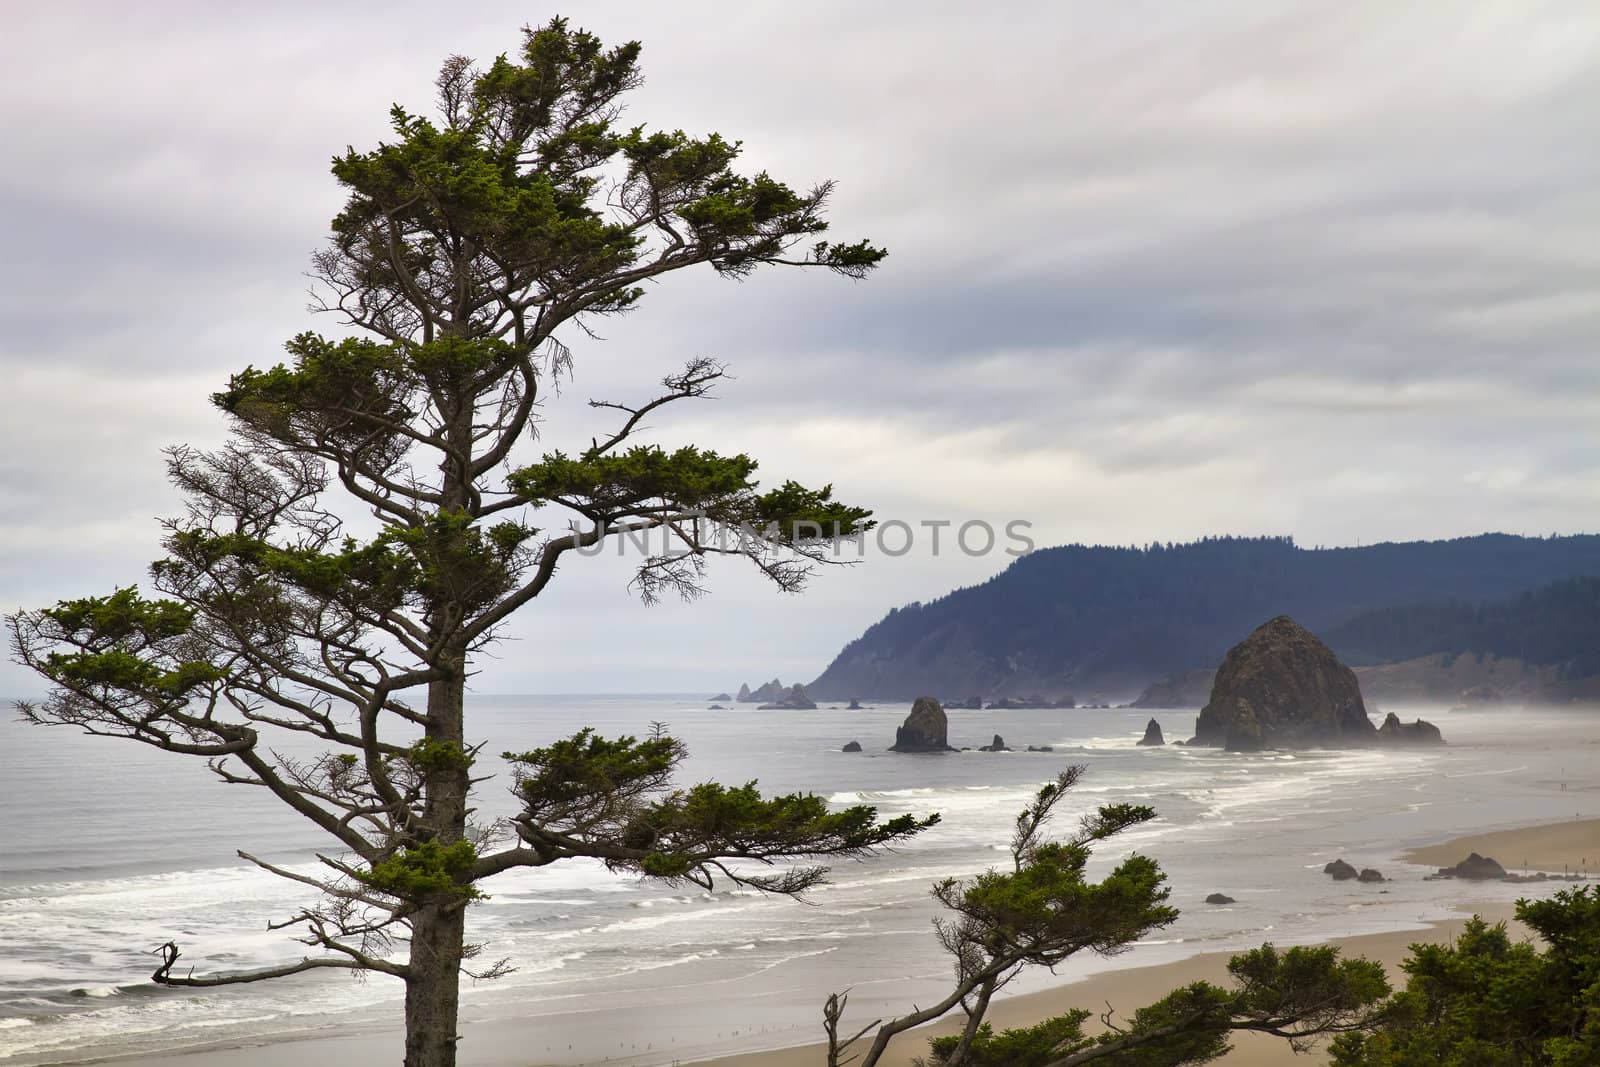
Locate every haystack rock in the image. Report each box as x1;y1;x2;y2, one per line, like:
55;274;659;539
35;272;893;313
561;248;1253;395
1192;616;1376;750
737;683;752;702
889;697;955;752
1138;719;1165;746
1377;712;1444;744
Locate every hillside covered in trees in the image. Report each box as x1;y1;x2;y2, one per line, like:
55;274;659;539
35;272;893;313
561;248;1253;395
1326;576;1600;678
808;534;1600;702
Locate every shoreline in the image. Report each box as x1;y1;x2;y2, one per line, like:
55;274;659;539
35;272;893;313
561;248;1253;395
1401;816;1600;876
31;815;1599;1067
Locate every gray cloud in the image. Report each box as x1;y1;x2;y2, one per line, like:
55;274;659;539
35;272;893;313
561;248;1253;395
3;1;1598;695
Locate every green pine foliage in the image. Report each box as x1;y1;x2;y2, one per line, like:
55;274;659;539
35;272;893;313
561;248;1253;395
1330;888;1600;1067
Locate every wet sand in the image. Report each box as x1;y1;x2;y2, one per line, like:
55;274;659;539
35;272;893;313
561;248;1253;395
1401;816;1600;876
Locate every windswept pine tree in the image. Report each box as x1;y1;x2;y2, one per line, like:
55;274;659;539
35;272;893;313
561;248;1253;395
6;20;933;1067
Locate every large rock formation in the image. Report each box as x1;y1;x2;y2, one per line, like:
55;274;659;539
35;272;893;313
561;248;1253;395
738;678;788;704
1137;719;1165;746
1192;617;1376;750
1377;712;1444;744
889;697;955;752
758;683;816;710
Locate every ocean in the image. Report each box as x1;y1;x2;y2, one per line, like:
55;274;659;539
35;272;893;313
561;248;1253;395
2;697;1597;1065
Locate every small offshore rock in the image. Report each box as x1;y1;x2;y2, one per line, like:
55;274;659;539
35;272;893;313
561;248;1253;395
841;741;862;753
1324;858;1359;881
847;698;863;710
1376;712;1445;744
890;697;955;752
1026;745;1055;752
1357;868;1386;883
1137;718;1165;746
1205;892;1236;905
979;734;1010;752
1438;852;1508;880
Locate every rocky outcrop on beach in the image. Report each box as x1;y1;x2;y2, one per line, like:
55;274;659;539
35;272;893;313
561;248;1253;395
758;684;819;710
1436;852;1508;880
1138;719;1165;746
847;698;863;710
1325;859;1359;881
1376;712;1444;744
841;741;862;753
1193;617;1376;750
979;734;1010;752
1205;893;1236;904
1358;868;1386;883
890;697;955;753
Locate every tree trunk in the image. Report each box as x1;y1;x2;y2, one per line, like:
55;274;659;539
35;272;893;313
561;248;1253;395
403;399;480;1066
405;902;466;1067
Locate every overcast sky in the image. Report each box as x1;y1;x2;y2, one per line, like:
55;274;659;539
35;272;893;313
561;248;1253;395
2;2;1597;696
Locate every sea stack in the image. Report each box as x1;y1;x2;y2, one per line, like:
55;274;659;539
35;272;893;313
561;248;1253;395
1137;718;1165;746
889;697;955;752
1377;712;1444;744
1192;616;1375;750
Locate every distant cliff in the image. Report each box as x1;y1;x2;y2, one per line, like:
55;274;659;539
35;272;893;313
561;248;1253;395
808;534;1600;702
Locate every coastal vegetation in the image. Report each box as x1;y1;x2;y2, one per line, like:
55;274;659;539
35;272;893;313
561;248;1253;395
5;18;928;1067
825;766;1392;1066
1330;887;1600;1067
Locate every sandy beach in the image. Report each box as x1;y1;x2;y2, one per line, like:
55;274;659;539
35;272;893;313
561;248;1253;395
693;816;1600;1067
690;905;1525;1067
1402;817;1600;876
